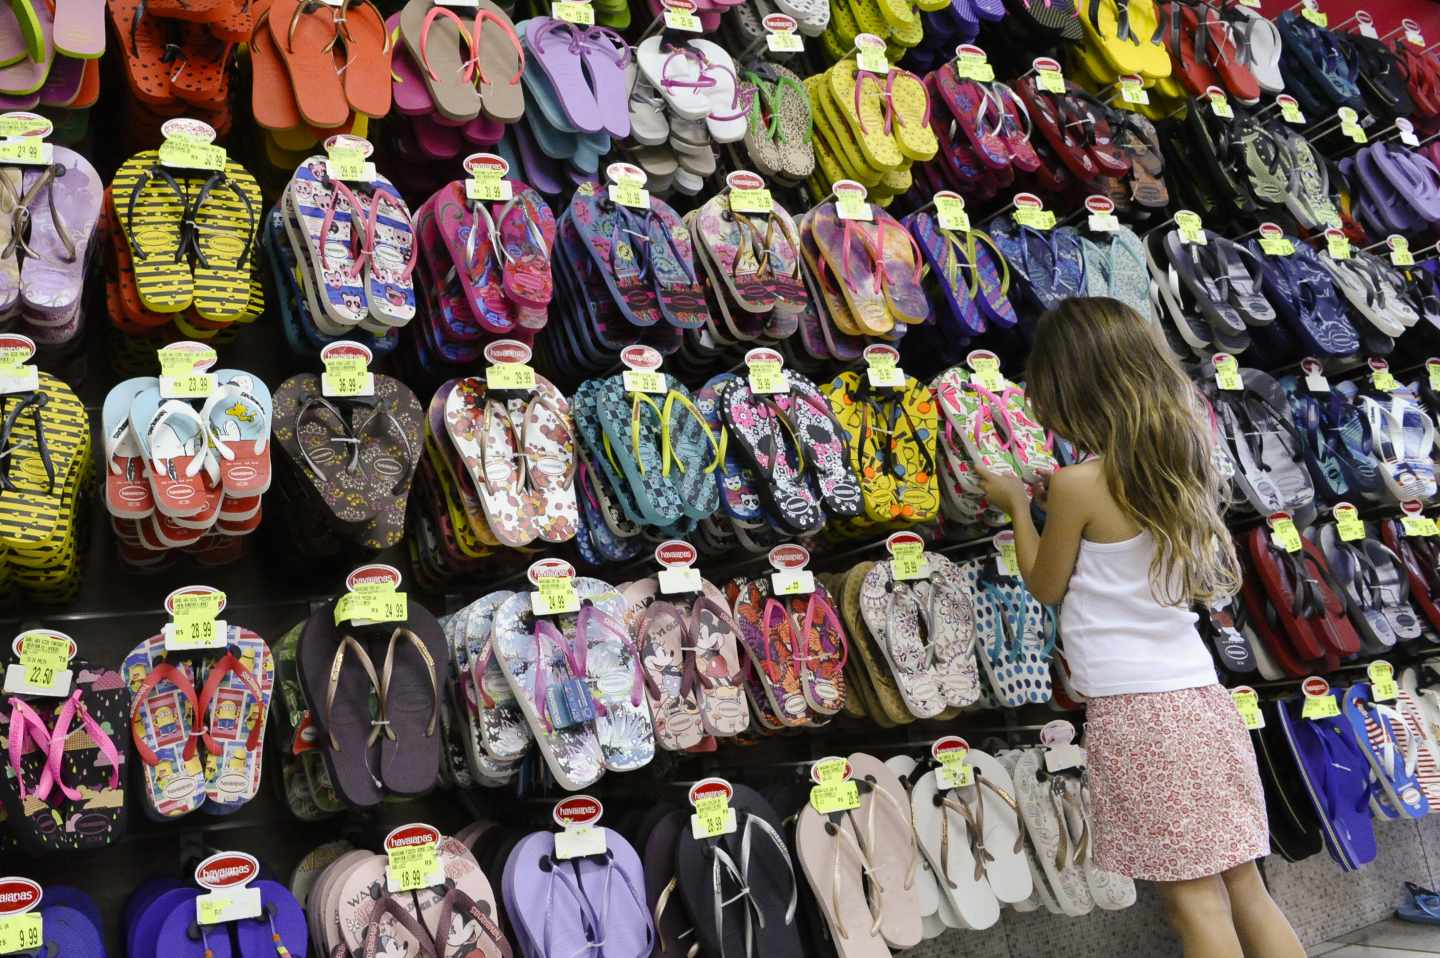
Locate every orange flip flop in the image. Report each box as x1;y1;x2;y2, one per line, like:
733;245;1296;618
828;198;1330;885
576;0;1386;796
109;0;174;107
267;0;348;129
170;24;233;109
70;58;100;108
249;12;302;131
207;0;256;43
339;0;392;118
143;0;242;25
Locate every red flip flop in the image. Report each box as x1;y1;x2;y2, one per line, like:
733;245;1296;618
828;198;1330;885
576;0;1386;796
1246;527;1329;662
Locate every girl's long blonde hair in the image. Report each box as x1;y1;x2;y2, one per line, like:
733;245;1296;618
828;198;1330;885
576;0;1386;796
1024;298;1240;606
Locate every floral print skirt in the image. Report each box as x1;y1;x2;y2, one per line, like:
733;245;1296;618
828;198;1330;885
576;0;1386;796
1085;683;1270;882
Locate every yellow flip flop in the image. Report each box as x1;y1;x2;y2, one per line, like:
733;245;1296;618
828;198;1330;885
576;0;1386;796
886;68;938;161
825;60;904;172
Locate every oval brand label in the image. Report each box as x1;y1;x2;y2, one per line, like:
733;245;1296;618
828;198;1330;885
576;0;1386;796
553;796;603;828
0;112;49;139
195;852;259;890
620;344;662;371
163;585;226;616
463;152;509;177
854;32;886;49
384;823;441;851
1354;9;1372;23
1032;56;1060;72
726;170;764;192
832;179;868;200
0;333;35;362
483;339;532;366
967;348;999;367
885;530;923;555
1368;357;1389;372
1403;17;1421;31
324;134;373;157
11;629;76;660
1337;106;1358;124
955;42;984;58
1012;193;1042;210
654;540;697;568
527;558;576;585
688;777;734;806
1277;94;1299;108
768;544;810;570
1259;222;1283;238
809;756;852;784
745;346;783;366
992;529;1015;548
345;564;402;593
932;736;969;761
0;878;41;916
161;118;216;143
1039;719;1075;746
1302;677;1330;698
1402;499;1425;517
661;0;696;9
762;12;796;30
1205;84;1227;98
158;341;218;372
606;162;645;185
320;340;373;364
1084;194;1114;214
1119;73;1143;84
1266;511;1292;527
863;343;899;363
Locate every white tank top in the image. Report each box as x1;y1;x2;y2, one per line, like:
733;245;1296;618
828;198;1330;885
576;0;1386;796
1059;531;1216;697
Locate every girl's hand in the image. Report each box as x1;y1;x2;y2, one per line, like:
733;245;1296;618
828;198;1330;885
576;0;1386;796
974;461;1029;517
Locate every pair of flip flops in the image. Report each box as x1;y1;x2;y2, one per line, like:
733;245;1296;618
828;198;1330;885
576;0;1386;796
687;190;813;340
269;372;424;555
123;628;275;818
104;372;272;565
0;0;100;138
126;867;305;958
798;198;928;342
0;371;90;603
624;53;737;197
1343;141;1440;239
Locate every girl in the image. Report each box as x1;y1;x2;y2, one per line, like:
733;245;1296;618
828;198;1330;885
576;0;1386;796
975;298;1303;958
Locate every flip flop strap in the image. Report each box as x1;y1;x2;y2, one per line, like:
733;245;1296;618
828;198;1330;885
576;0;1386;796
799;592;848;672
0;391;53;493
362;896;439;958
129;662;202;765
659;45;718;93
634;599;685;704
197;649;267;754
320;179;371;278
419;5;473;83
6;696;53;801
576;601;646;710
468;10;526;87
531;619;583;731
123;164;187;262
432;885;513;958
324;635;385;752
43;689;123;802
354;401;416;494
662;388;722;475
190;171;257;271
381;625;439;738
701;61;754;122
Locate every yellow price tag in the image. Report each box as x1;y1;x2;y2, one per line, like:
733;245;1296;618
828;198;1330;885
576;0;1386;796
19;633;68;691
1301;691;1340;720
0;346;26;369
322;356;373;398
1429;360;1440;391
809;781;861;814
486;363;536;391
996;537;1019;576
729;188;773;215
622;370;666;394
334;590;408;624
1279;99;1306;124
1334;504;1365;541
159;136;227;171
1118;78;1149;104
387;844;439;892
174;592;225;619
692;796;734;837
1231;689;1264;729
1213;354;1241;390
325;148;372;182
766;30;804;53
663;8;701;29
532;578;580;616
1368;661;1398;702
969;355;1004;391
0;913;42;955
890;541;928;580
1176;210;1206;245
936;751;974;789
610;181;649;209
955;53;994;82
935;194;969;231
1208;92;1233;119
856;48;889;74
552;1;594;23
1269;516;1301;553
1326;231;1352;260
1372;369;1398;392
1391;237;1415;268
1259;236;1295;256
1013;207;1055;230
836;193;872;221
1037;68;1066;94
168;617;224;651
0;139;50;165
466;174;512;202
1402;515;1439;537
748;361;789;395
158;348;217;399
815;758;848;784
1301;7;1326;26
865;353;905;389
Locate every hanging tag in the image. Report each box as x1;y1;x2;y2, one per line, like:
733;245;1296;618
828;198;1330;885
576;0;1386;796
463;153;514;202
655;540;703;595
320;341;375;398
1337;106;1366;144
727;170;773;215
0;880;42;957
0;113;52;166
864;344;905;389
809;757;861;813
1033;57;1066;94
529;559;581;616
967;349;1004;391
769;544;815;596
1300;676;1340;719
333;564;408;625
0;334;38;395
1011;192;1054;229
933;736;974;789
1212;353;1242;390
1400;500;1439;537
1257;223;1294;257
3;630;75;697
552;0;594;23
158;118;226;171
1333;502;1365;541
606;163;650;209
484;340;537;391
157;342;218;399
1369;357;1397;392
1230;686;1264;730
385;825;444;892
1368;660;1399;702
1325;228;1352;260
1084;195;1119;232
1389;235;1415;268
1429;358;1440;392
1175;209;1206;245
1300;2;1326;27
1040;720;1085;772
994;530;1019;576
745;347;790;395
1277;94;1306;125
953;43;994;82
933;191;969;231
661;0;702;31
834;180;873;222
1403;18;1425;46
1354;9;1377;37
553;797;609;859
194;853;263;925
163;586;228;652
1397;117;1421;148
619;344;666;395
854;34;889;74
763;13;805;52
689;778;738;839
1267;512;1302;553
1206;86;1233;119
886;531;930;580
1117;75;1149;105
1300;357;1329;393
323;134;376;182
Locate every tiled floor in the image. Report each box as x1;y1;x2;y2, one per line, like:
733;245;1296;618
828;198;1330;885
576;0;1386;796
1308;918;1440;956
